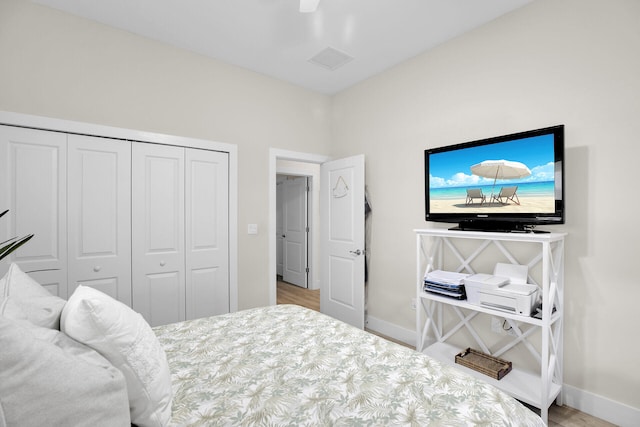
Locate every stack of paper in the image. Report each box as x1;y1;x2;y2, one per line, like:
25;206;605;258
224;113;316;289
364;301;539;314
424;270;470;300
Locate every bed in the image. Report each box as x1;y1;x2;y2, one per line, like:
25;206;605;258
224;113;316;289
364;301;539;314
154;304;544;426
1;262;544;426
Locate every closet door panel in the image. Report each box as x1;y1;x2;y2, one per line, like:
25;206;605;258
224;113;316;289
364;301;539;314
135;272;182;327
0;126;67;297
185;149;229;319
75;277;120;299
67;135;131;303
132;143;185;326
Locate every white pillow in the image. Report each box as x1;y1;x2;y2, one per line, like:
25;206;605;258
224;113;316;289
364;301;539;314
0;316;131;427
0;263;65;329
61;285;172;427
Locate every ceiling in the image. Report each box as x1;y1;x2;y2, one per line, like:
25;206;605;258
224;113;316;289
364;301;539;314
32;0;533;94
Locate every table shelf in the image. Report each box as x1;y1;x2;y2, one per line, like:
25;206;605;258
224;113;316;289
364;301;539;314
415;228;566;424
418;290;562;328
423;342;562;409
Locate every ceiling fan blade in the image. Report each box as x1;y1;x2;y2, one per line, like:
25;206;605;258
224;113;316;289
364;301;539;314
299;0;320;13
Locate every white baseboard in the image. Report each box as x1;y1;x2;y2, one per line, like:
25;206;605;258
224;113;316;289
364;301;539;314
563;384;640;427
365;315;416;348
366;315;640;427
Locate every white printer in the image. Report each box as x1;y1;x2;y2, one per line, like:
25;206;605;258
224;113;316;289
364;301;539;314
464;263;539;317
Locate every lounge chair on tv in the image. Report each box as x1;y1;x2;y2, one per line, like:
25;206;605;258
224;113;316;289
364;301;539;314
491;186;520;205
465;188;486;205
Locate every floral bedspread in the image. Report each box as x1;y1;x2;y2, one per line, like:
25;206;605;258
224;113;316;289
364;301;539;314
154;304;544;426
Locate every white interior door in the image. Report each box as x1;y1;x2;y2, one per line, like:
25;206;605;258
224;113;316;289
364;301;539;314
185;148;229;319
0;125;67;297
67;135;131;304
276;179;284;276
132;143;185;327
320;155;365;329
282;176;308;288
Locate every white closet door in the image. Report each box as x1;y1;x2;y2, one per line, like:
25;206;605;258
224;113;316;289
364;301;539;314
67;135;131;304
185;149;229;319
0;126;67;297
132;143;185;326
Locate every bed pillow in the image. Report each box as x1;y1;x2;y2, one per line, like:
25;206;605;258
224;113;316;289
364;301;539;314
0;263;66;329
61;285;172;427
0;316;131;427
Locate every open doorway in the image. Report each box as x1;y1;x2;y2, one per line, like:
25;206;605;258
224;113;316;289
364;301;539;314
269;149;329;307
269;149;367;329
274;165;319;309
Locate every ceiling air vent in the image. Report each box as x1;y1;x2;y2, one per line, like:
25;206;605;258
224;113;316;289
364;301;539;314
308;47;353;71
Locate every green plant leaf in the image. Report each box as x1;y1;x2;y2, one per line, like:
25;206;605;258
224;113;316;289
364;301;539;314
0;234;34;261
0;209;34;261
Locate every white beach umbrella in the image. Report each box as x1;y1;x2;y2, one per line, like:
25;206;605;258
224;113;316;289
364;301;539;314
470;159;531;196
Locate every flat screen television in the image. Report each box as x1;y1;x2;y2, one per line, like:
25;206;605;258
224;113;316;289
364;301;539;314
424;125;564;232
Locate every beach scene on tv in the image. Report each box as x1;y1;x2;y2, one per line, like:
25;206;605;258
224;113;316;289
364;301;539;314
428;135;557;214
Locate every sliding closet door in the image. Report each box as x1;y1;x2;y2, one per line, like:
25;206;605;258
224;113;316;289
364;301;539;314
0;126;67;297
132;143;185;326
185;149;229;319
67;135;131;304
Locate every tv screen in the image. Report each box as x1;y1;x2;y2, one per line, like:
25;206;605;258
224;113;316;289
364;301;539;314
425;125;564;232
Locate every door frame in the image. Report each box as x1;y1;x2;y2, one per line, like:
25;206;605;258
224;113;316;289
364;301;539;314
0;110;238;312
268;148;329;305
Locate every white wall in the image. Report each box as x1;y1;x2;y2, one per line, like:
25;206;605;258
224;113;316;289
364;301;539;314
0;0;331;310
1;0;639;422
330;0;640;419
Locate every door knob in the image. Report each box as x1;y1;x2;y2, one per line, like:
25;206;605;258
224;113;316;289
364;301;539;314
349;249;362;256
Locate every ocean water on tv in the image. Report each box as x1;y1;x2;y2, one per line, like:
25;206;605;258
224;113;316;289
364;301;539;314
430;181;554;200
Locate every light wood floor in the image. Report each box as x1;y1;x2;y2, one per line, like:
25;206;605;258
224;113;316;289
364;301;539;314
276;279;615;427
277;279;320;311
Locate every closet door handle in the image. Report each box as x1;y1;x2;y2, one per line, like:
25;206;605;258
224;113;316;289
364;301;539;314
349;249;362;256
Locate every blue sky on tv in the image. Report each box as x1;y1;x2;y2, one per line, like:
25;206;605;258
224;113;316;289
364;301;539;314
429;134;555;188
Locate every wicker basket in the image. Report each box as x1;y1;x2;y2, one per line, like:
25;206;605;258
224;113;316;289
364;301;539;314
455;348;512;380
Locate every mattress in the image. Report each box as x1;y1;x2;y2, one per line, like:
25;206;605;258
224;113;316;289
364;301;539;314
154;304;544;426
